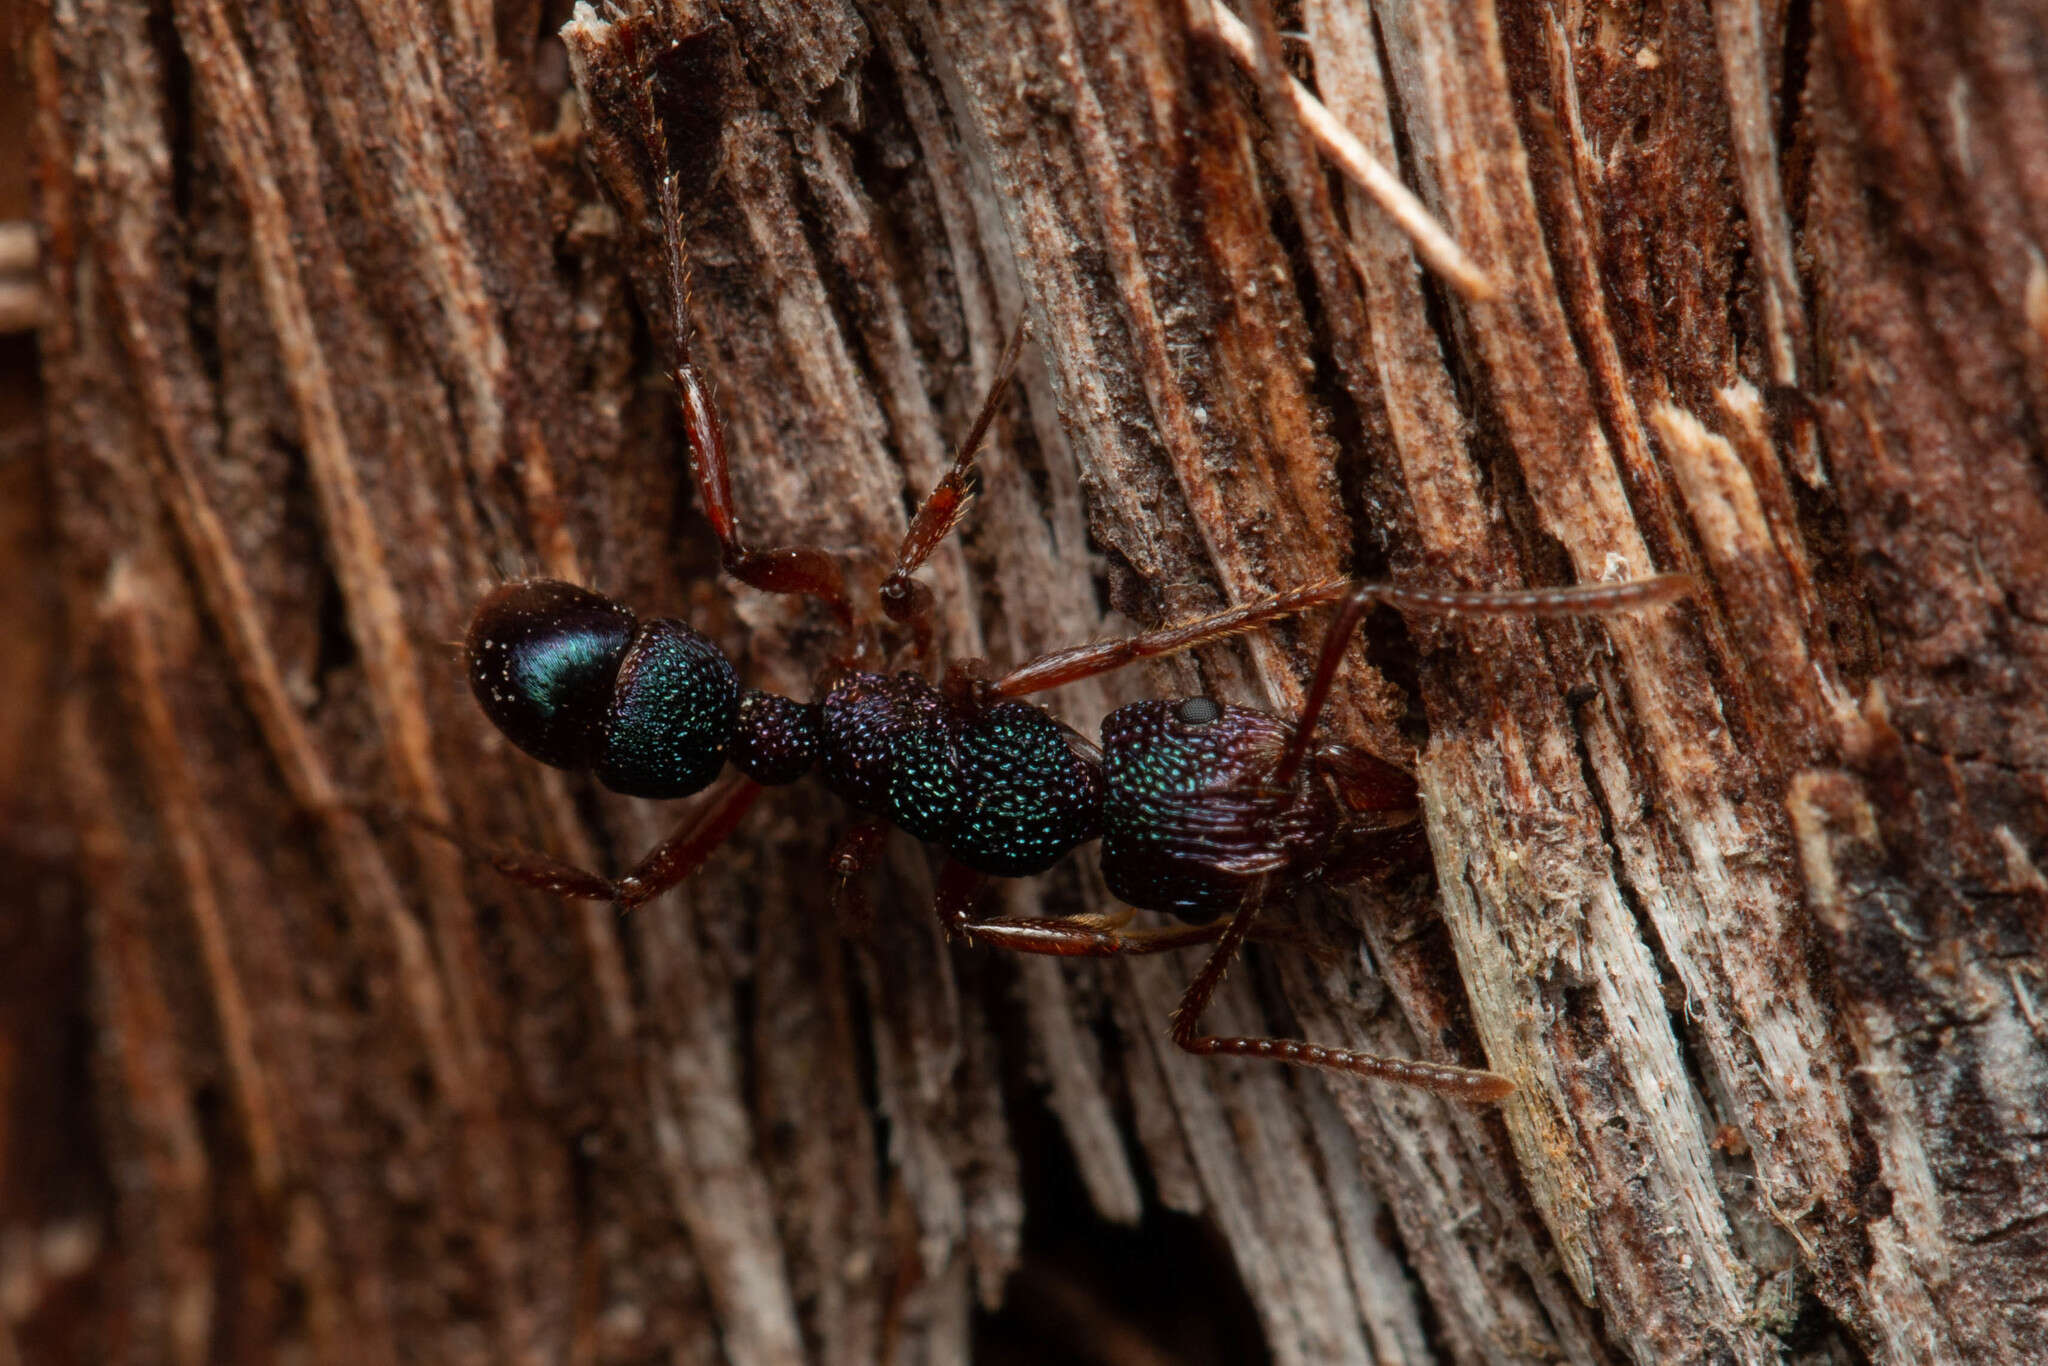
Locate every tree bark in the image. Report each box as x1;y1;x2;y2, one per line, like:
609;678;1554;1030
19;0;2048;1363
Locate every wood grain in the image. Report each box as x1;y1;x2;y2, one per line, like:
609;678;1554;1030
20;0;2048;1362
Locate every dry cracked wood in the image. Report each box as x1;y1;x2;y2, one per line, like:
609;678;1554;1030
19;0;2048;1363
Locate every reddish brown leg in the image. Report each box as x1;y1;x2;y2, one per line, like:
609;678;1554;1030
878;320;1029;662
931;862;1510;1098
1270;574;1695;787
994;573;1692;703
933;861;1241;958
992;578;1355;698
1166;886;1516;1103
636;68;857;645
393;774;763;910
613;775;765;908
391;806;618;901
931;861;1328;958
828;818;888;939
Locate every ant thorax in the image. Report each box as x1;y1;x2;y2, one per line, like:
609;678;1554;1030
816;672;1104;879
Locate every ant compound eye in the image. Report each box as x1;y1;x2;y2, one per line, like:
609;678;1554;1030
1176;696;1223;727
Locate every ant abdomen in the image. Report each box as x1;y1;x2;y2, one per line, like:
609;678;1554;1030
465;580;636;771
466;579;740;799
1100;699;1336;921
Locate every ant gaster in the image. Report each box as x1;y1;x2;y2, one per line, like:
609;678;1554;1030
432;35;1692;1105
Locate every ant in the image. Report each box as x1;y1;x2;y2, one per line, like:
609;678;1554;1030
422;30;1691;1107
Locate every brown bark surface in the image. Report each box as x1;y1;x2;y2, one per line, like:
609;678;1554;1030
15;0;2048;1363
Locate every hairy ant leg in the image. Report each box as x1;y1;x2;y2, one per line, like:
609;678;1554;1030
933;861;1243;958
931;860;1459;1089
934;864;1337;960
634;64;858;648
879;320;1029;663
1165;876;1516;1102
612;774;765;909
1269;574;1696;790
399;773;762;911
389;805;617;902
991;579;1355;697
992;573;1693;701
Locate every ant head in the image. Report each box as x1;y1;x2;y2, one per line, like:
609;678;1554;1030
467;580;637;772
1098;698;1334;920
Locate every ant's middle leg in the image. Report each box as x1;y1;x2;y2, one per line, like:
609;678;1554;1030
398;773;763;911
878;320;1029;663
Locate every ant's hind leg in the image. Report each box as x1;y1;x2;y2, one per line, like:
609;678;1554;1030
394;773;763;911
393;806;618;901
632;66;859;644
670;361;858;642
611;775;764;908
1166;887;1516;1103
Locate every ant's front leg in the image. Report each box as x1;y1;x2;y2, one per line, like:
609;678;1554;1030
933;861;1243;958
1166;883;1516;1103
397;774;762;911
991;580;1354;698
1269;574;1695;787
935;861;1512;1098
990;573;1693;704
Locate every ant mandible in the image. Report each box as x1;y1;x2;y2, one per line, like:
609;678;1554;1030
428;37;1691;1106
